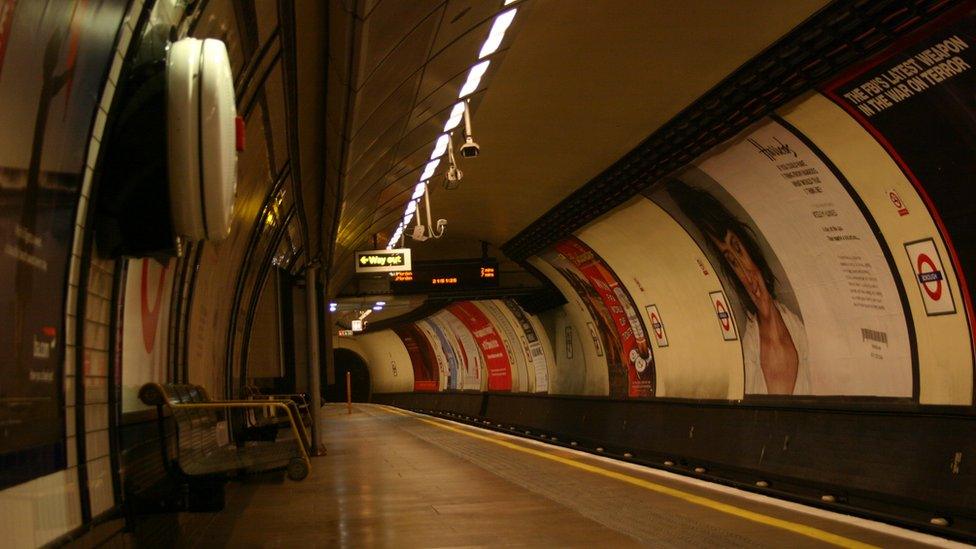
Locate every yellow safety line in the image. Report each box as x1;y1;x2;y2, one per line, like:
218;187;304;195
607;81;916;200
381;406;877;549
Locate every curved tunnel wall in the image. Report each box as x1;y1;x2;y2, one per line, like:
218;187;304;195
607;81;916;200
0;0;322;544
364;14;976;537
365;96;976;403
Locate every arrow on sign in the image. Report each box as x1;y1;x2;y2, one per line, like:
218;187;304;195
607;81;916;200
360;256;370;265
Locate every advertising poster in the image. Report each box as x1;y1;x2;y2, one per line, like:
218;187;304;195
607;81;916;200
415;320;450;390
646;118;914;397
420;318;460;390
434;310;483;390
822;5;975;352
540;237;654;398
0;1;14;81
393;324;439;392
121;258;174;412
0;0;125;487
503;299;549;392
477;300;530;392
448;302;512;392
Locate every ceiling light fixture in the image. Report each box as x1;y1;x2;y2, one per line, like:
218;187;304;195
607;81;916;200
430;134;450;159
458;60;490;98
443;101;466;132
420;158;440;181
386;5;520;249
479;9;516;58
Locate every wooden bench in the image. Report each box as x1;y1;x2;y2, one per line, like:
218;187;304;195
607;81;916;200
139;383;311;503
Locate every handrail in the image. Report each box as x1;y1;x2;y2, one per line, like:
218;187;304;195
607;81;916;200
188;398;312;452
168;401;310;469
139;383;312;472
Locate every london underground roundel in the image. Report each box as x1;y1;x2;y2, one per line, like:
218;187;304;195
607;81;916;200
905;238;956;316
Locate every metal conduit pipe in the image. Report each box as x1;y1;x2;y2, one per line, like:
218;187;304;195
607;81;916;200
305;265;324;454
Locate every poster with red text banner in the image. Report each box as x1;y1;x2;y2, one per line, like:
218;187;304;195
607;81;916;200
0;1;15;80
121;258;175;412
822;4;975;355
393;324;439;392
543;237;654;398
448;302;512;392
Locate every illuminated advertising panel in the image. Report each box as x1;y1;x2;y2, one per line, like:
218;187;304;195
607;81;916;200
447;302;512;392
540;237;654;398
646;118;914;397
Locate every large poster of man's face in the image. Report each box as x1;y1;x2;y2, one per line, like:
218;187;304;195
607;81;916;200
652;174;808;395
645;118;914;398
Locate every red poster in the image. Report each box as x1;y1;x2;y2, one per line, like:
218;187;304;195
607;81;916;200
393;324;439;392
448;302;512;391
553;237;654;397
0;1;15;81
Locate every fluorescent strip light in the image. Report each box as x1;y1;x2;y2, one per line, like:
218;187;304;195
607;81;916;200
420;159;440;181
405;200;417;215
504;0;518;4
479;9;517;59
403;213;414;225
430;134;450;159
375;301;386;306
458;60;490;98
443;102;466;132
412;182;427;199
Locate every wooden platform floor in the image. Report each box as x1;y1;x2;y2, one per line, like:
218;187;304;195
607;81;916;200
175;404;959;548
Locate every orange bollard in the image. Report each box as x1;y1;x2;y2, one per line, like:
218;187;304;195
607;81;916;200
346;371;352;414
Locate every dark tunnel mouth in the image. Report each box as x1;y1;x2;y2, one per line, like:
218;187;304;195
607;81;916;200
328;348;371;403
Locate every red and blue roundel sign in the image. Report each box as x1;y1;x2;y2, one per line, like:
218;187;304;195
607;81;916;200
709;290;738;341
905;238;955;316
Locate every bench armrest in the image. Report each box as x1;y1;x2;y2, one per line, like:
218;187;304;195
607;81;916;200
169;402;311;469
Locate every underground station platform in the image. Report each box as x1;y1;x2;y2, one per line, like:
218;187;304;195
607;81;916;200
126;404;965;548
2;0;975;547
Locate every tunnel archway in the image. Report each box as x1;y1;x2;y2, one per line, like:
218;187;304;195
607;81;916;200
328;348;371;403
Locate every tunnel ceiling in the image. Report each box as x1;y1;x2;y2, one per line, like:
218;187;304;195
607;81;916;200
323;0;829;291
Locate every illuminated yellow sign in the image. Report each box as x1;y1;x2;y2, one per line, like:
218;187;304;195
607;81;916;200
480;266;496;279
431;277;458;285
355;248;412;273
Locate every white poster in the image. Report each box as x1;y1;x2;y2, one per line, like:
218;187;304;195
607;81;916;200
434;310;483;390
648;118;913;397
415;320;450;389
121;258;174;412
503;299;549;393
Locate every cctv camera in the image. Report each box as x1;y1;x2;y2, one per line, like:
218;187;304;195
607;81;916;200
436;219;447;231
459;136;480;158
446;164;463;182
411;225;428;241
